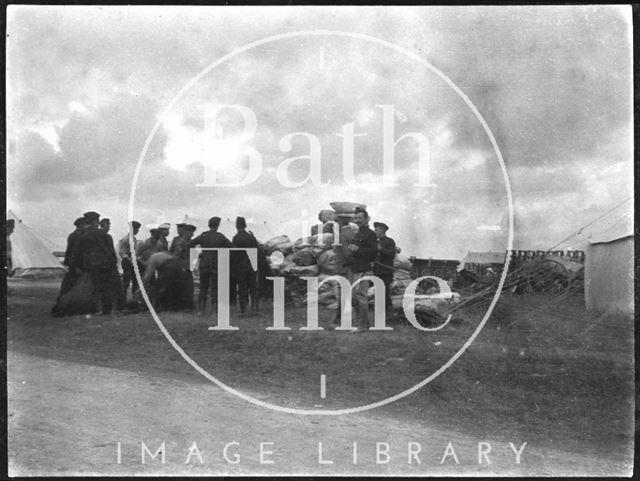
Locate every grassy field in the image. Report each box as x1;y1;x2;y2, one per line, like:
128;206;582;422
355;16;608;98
7;278;634;464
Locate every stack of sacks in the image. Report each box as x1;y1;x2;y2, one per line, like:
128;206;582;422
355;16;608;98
261;202;365;306
391;254;412;284
311;210;338;235
263;235;294;256
264;201;364;280
263;235;295;275
305;273;341;309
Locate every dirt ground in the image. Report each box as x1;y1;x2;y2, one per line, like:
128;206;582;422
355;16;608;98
6;279;635;476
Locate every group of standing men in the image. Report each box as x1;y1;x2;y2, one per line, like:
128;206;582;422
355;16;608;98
52;207;398;327
55;212;122;315
54;211;262;316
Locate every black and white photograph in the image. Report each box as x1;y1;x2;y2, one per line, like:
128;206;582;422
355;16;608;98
5;5;634;476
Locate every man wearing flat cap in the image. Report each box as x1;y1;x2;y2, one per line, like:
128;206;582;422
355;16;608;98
70;211;119;314
190;216;233;315
232;216;259;315
118;221;142;301
373;221;397;317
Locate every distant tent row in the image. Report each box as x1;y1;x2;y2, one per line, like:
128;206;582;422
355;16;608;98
7;210;66;279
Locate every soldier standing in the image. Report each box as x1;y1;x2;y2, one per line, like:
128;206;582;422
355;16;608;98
231;216;258;315
56;217;87;300
190;216;233;316
157;222;171;251
345;207;378;332
170;223;186;253
171;223;197;311
99;218;124;311
118;220;142;301
373;222;397;317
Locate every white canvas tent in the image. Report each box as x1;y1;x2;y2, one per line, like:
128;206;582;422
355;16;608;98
584;222;634;317
7;210;66;278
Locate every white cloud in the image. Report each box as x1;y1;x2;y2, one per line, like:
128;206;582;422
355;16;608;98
6;6;633;260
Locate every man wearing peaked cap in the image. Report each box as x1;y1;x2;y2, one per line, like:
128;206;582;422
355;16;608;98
83;211;100;223
373;221;397;318
170;223;197;311
345;208;378;331
55;216;88;302
231;216;259;315
208;216;221;229
373;221;389;232
190;215;232;315
99;218;111;233
119;220;143;301
65;218;87;266
170;223;187;254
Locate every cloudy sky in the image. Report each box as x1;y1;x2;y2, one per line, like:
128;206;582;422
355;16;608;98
6;5;633;259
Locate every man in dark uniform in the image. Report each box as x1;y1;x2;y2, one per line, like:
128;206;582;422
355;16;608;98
346;207;378;331
171;223;196;310
190;216;233;315
170;223;186;253
56;217;87;300
118;220;142;301
157;222;171;251
71;211;118;315
99;218;124;311
231;216;259;315
373;222;397;316
65;217;87;266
